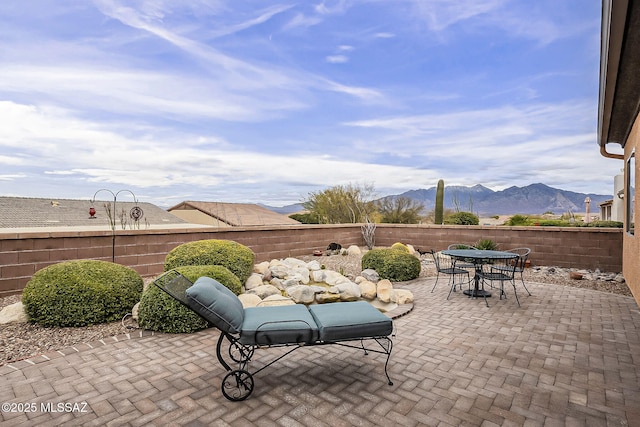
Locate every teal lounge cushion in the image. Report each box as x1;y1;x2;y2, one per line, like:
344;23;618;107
186;276;244;334
309;301;392;342
240;305;319;346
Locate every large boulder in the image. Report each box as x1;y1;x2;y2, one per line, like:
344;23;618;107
346;245;362;256
393;289;414;304
376;279;394;303
253;261;270;275
286;285;316;304
361;269;379;283
259;295;295;307
245;273;264;290
245;284;281;299
316;293;341;304
0;302;29;324
358;280;378;300
333;282;362;301
238;293;263;308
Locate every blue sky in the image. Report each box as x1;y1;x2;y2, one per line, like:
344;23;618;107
0;0;622;208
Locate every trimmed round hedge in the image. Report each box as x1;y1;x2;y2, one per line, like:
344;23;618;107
22;260;143;327
138;265;242;334
361;248;421;282
164;239;255;283
391;242;410;253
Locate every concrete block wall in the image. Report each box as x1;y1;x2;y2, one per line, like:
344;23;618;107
373;224;623;272
0;224;623;296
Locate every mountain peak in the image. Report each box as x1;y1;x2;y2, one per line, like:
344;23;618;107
386;184;610;216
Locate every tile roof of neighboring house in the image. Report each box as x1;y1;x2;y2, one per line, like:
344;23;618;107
0;197;187;230
168;201;300;227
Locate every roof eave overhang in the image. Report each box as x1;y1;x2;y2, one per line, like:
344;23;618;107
598;0;640;160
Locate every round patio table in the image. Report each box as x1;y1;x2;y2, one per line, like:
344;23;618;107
441;249;519;303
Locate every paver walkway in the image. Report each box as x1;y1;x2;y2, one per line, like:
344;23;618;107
1;279;640;426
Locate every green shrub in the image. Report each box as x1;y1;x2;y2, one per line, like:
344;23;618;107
164;239;255;283
138;265;242;333
22;260;143;327
475;239;498;251
361;248;421;282
137;282;208;333
444;211;479;225
588;220;623;228
536;220;572;226
289;212;319;224
391;242;410;253
506;214;530;226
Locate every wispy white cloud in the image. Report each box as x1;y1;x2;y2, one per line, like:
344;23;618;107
411;0;506;32
326;55;349;63
282;12;323;30
408;0;593;45
0;0;615;205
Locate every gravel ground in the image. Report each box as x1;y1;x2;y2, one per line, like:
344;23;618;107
0;251;632;366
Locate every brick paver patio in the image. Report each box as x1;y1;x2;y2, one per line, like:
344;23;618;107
1;278;639;426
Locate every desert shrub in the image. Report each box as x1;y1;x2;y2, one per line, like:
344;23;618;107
475;239;498;251
444;211;479;225
289;212;319;224
361;248;421;282
588;220;623;228
137;282;208;334
391;242;410;253
22;260;143;327
164;239;255;283
506;214;530;226
174;265;242;294
138;265;241;333
536;220;572;226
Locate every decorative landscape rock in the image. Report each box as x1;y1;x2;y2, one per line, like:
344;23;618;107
532;266;625;283
376;279;394;303
346;245;362;256
393;289;414;304
238;293;262;308
287;285;316;304
360;269;380;283
245;284;281;299
253;261;270;275
245;273;264;290
331;282;361;301
0;302;28;324
358;280;378;299
315;293;342;304
242;256;414;313
259;295;295;307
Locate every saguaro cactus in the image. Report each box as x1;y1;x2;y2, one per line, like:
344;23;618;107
435;179;444;224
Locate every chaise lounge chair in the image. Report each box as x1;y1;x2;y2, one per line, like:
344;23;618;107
153;271;395;401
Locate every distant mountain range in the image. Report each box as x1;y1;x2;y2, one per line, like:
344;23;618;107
265;183;612;216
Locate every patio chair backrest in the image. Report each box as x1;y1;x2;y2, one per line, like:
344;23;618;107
506;248;531;270
430;250;455;272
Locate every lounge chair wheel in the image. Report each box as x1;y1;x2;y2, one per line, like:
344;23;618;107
222;369;254;401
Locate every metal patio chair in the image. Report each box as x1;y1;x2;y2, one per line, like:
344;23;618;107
447;244;478;269
491;248;532;297
478;257;520;306
430;250;471;300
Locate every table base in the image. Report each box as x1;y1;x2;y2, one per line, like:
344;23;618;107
464;289;492;298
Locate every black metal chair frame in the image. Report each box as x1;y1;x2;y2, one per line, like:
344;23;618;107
489;248;532;298
153;271;394;401
446;244;478;270
478;258;520;306
430;250;471;299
